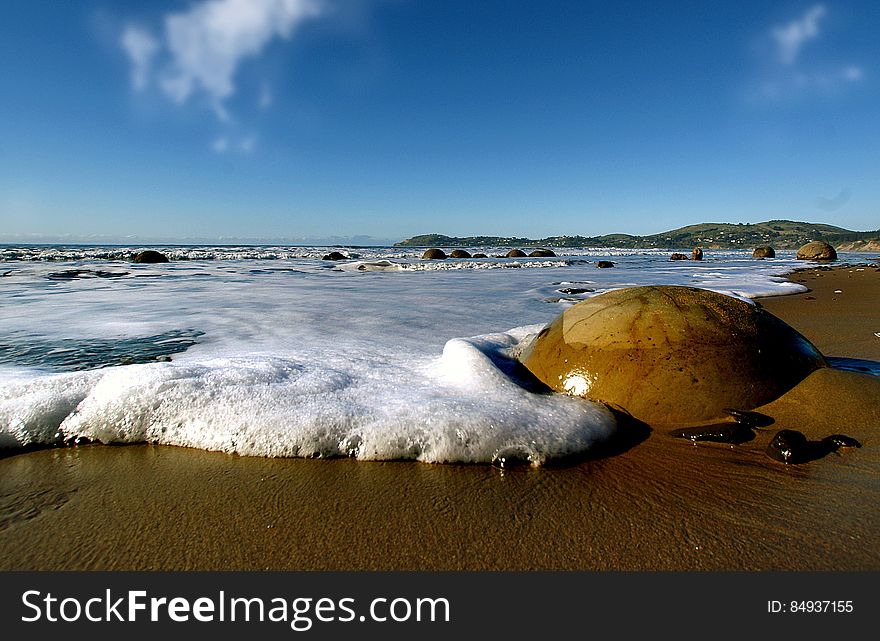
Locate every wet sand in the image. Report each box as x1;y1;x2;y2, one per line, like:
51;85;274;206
1;264;878;570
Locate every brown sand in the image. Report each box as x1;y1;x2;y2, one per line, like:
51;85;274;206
1;265;878;571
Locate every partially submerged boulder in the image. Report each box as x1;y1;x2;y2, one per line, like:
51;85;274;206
796;241;837;261
670;253;688;261
753;246;775;259
506;249;527;258
322;251;348;261
472;253;488;259
449;249;472;258
422;248;448;260
521;286;826;425
132;250;169;263
529;249;556;257
691;247;703;261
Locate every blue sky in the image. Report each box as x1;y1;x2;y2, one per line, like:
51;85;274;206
1;0;878;243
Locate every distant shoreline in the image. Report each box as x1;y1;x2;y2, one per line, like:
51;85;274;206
396;219;880;251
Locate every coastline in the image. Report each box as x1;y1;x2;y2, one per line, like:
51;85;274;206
1;263;878;571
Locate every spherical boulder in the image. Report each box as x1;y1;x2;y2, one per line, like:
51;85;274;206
753;246;775;259
322;251;348;261
449;249;472;258
691;247;703;261
132;250;169;263
670;253;688;261
528;249;556;257
506;249;527;258
422;248;448;260
521;286;826;425
796;241;837;261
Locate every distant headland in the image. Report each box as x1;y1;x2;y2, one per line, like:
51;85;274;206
396;220;880;251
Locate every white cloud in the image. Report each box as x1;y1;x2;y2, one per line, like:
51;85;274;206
122;0;323;117
771;4;826;65
259;83;274;109
749;5;866;103
211;135;257;154
120;25;159;90
211;137;229;153
842;65;863;82
239;135;257;153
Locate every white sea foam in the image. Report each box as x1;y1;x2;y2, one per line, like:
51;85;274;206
1;245;840;463
1;328;615;465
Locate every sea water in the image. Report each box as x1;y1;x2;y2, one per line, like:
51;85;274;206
0;245;829;465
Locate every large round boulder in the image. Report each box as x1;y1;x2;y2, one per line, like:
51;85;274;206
422;248;448;260
132;250;169;263
506;249;527;258
449;249;472;258
753;246;775;259
796;241;837;261
322;251;347;261
521;286;826;425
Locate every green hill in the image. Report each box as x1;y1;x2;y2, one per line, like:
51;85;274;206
396;220;880;251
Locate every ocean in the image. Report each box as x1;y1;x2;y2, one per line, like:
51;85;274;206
0;245;829;465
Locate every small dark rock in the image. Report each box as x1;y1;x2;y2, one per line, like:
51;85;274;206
558;287;593;294
670;253;688;261
753;246;776;259
767;430;862;465
472;253;488;259
450;249;472;258
47;269;129;280
422;248;448;260
596;261;615;268
724;408;774;428
528;249;556;257
823;434;861;449
133;250;169;264
766;429;808;464
506;249;527;258
47;269;92;280
669;423;754;444
322;251;348;261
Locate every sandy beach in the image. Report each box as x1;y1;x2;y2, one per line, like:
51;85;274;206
1;263;878;571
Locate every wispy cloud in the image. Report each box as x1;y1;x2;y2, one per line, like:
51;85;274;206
749;5;865;102
120;25;160;91
121;0;324;147
259;83;274;109
771;4;826;65
211;134;257;154
211;136;229;153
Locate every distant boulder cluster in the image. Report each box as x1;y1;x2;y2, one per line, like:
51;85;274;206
670;248;704;261
420;248;556;260
663;241;839;262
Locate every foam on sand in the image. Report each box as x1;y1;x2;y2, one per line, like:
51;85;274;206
1;327;616;465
